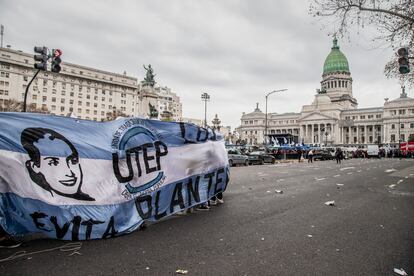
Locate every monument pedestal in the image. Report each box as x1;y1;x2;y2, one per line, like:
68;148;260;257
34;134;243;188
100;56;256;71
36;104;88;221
138;86;159;119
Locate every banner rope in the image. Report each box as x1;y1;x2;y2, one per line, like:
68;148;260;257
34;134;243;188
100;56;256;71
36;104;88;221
0;242;82;263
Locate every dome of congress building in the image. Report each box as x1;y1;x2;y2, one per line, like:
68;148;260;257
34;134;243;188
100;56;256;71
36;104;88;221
323;37;350;75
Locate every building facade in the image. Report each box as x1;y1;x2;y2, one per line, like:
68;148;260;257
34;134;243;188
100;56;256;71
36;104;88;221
237;38;414;147
0;46;182;121
154;86;183;121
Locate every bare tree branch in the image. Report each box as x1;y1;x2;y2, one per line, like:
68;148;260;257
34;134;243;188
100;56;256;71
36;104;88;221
310;0;414;85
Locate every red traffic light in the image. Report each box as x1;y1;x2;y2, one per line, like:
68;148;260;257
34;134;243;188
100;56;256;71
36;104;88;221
53;49;62;57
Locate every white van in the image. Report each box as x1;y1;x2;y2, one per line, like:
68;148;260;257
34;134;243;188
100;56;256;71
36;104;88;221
367;145;379;158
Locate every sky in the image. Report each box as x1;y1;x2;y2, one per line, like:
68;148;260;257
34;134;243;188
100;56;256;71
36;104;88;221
0;0;406;129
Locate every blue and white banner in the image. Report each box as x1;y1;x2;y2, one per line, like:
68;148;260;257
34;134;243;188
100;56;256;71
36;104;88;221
0;113;229;240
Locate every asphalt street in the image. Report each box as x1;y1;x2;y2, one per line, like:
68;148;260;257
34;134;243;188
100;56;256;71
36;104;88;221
1;158;414;275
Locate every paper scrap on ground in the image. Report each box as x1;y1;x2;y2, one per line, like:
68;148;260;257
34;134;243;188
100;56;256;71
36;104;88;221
275;190;283;194
393;268;408;275
385;169;397;173
340;167;355;171
324;200;335;206
176;269;189;274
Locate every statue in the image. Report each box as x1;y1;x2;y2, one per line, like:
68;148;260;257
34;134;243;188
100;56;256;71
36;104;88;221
142;64;156;87
148;103;158;119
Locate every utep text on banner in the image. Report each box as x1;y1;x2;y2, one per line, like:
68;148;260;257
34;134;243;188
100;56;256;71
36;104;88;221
0;113;229;240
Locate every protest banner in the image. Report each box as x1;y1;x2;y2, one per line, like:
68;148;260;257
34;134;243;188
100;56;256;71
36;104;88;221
0;113;229;240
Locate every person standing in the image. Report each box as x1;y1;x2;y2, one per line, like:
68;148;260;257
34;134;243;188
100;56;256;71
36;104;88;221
297;149;302;162
335;148;342;164
307;149;313;163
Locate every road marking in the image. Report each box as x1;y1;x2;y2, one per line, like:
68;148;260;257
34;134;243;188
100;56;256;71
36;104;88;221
333;174;340;177
315;178;326;181
347;172;353;175
385;169;397;173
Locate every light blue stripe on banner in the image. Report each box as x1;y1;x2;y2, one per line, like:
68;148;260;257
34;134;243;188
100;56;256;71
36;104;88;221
0;166;229;240
0;113;222;160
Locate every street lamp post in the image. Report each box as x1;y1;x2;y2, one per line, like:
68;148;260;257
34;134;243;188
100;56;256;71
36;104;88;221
201;92;210;128
265;89;287;145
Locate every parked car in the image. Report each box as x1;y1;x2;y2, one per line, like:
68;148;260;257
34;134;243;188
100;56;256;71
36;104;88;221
313;150;334;161
227;149;249;167
247;151;276;165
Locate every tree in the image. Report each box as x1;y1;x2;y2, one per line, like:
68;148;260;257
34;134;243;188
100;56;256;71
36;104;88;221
310;0;414;84
0;99;49;113
105;108;127;121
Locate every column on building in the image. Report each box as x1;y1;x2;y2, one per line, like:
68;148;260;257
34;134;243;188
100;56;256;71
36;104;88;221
364;125;368;144
311;124;314;143
356;125;359;144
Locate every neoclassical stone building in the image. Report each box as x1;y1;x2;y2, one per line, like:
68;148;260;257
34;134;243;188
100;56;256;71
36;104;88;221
237;38;414;147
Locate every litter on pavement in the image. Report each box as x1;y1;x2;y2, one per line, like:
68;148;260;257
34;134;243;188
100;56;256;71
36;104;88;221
393;268;408;275
324;200;335;206
176;269;189;274
275;190;284;194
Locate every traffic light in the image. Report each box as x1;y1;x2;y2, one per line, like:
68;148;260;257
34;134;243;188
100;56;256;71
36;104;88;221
33;46;48;71
397;47;410;74
51;48;62;73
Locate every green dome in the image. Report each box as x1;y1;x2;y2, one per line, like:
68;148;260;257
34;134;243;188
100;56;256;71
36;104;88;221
323;38;350;74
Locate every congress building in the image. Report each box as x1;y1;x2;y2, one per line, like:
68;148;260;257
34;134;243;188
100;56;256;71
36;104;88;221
237;38;414;147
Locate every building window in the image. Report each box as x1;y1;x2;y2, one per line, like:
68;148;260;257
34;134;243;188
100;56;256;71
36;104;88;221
61;99;65;104
401;124;405;129
391;124;395;129
52;97;56;103
60;106;65;112
51;105;56;111
410;123;414;128
86;102;90;107
399;109;406;115
78;101;82;106
32;95;37;100
42;96;47;102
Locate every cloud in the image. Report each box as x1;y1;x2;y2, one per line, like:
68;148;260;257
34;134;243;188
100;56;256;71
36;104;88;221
0;0;404;129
